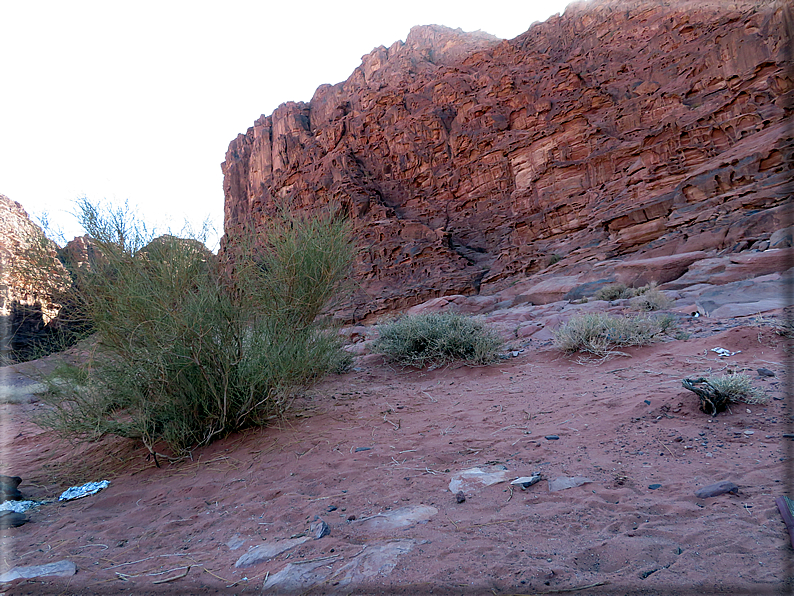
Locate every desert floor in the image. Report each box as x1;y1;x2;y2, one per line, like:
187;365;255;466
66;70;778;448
1;303;792;595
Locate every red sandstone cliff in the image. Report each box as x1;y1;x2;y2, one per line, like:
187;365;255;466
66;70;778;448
222;0;792;321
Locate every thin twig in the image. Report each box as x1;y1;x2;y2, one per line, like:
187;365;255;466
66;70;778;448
152;566;191;584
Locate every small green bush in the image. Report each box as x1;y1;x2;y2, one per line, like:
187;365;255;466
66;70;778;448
706;373;768;405
37;200;354;457
374;312;502;367
554;312;674;357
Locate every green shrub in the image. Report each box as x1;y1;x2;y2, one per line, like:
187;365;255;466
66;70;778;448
554;312;674;357
37;200;354;458
373;312;502;367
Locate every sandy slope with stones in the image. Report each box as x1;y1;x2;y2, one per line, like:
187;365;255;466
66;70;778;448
0;279;792;595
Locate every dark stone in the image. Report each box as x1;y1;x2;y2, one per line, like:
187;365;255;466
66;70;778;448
456;491;466;504
648;484;662;490
694;481;739;498
0;510;27;528
545;435;560;440
757;367;776;377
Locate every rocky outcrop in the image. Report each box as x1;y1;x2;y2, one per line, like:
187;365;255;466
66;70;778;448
0;195;73;359
222;0;792;322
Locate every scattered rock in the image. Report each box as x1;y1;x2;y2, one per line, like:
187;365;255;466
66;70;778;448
548;476;592;492
0;475;23;501
757;368;776;377
354;505;438;531
0;510;27;528
455;491;466;503
310;519;330;539
694;481;739;498
0;559;76;582
334;540;414;587
511;473;542;490
648;484;662;490
545;435;560;440
448;465;509;493
262;559;331;592
234;536;311;568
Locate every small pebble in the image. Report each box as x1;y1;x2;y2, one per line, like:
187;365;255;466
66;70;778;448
327;505;337;512
347;515;356;521
648;484;662;490
545;435;560;440
456;491;466;504
354;447;371;452
757;368;775;377
743;430;754;435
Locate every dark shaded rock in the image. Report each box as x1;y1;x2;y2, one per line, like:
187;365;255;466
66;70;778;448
758;367;776;377
0;475;23;501
0;510;27;528
455;491;466;504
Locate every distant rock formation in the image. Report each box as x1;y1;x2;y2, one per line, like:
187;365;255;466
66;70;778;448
0;194;74;360
222;0;792;321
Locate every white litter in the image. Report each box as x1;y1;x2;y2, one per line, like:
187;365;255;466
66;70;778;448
59;480;110;501
0;500;38;513
711;347;740;357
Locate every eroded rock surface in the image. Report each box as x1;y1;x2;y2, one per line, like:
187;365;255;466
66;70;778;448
222;0;792;321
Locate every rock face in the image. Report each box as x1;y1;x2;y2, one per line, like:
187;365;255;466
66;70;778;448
0;195;72;359
222;0;792;321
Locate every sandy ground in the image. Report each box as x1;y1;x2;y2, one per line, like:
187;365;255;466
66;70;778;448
0;305;792;595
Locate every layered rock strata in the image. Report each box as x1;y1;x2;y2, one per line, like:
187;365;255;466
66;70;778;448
222;0;792;321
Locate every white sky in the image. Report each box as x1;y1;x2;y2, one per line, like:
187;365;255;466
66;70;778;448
1;0;573;250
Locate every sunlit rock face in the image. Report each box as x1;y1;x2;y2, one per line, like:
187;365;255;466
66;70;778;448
222;0;792;322
0;194;72;359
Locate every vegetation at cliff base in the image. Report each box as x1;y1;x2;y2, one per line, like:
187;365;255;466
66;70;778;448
553;312;674;357
37;200;354;457
373;312;503;367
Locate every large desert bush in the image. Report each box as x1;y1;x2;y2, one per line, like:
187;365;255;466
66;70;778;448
37;200;354;458
373;312;502;367
554;312;674;357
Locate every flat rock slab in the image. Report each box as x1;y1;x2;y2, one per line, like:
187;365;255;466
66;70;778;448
355;505;437;531
335;540;414;587
548;476;593;492
0;560;76;582
448;465;509;493
262;559;331;592
235;536;311;568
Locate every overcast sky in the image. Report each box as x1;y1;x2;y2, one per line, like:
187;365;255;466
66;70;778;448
1;0;573;249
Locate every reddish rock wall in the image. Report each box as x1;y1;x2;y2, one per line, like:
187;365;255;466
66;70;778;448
221;0;793;321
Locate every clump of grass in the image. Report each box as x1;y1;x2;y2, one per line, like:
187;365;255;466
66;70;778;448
36;199;354;458
629;284;673;311
594;283;631;301
373;312;503;367
554;312;674;357
706;373;768;405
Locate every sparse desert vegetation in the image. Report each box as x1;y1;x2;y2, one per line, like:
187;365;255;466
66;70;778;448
373;312;503;367
553;312;675;357
36;201;354;457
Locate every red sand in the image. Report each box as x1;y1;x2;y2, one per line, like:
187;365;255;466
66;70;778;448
1;316;792;595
